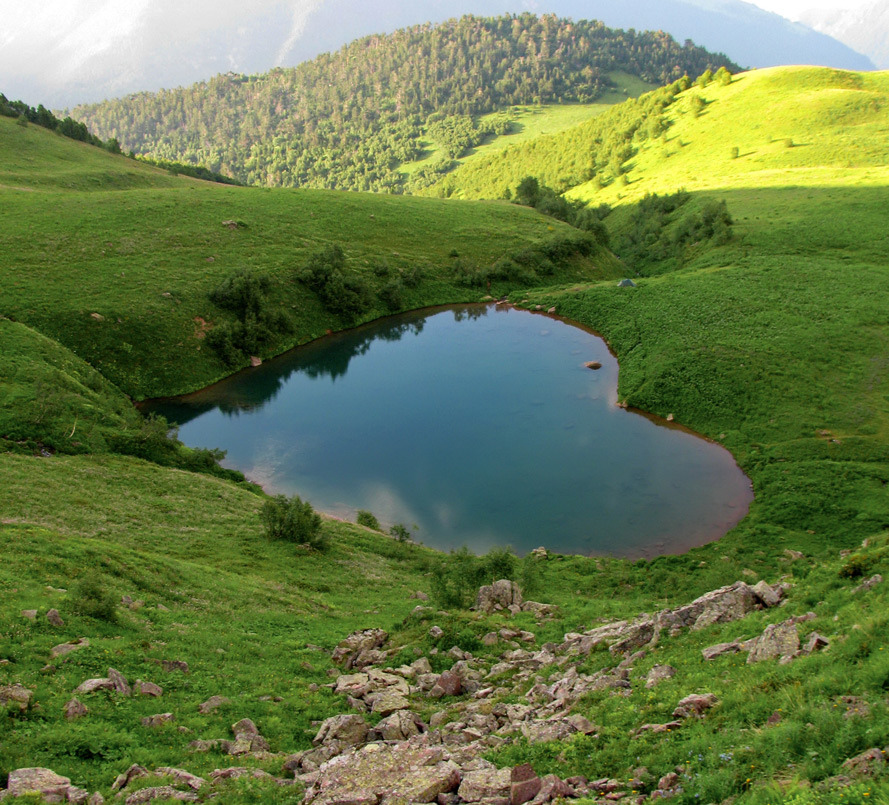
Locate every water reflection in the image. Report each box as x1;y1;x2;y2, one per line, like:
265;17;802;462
144;304;752;557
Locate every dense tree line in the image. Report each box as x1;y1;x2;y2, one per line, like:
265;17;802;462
0;92;120;153
71;14;738;193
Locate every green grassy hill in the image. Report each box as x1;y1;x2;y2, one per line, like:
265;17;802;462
3;66;889;804
0;115;617;401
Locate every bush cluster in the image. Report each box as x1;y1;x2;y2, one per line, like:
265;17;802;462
206;268;293;366
260;494;327;550
298;245;373;319
429;546;540;609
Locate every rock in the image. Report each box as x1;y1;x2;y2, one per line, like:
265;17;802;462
138;681;163;697
313;714;370;747
75;678;115;695
303;742;461;805
412;657;433;675
249;356;262;367
658;772;680;790
124;786;198;804
0;684;32;711
154;768;206;791
609;619;656;655
475;580;523;614
429;626;444;639
458;767;511;801
160;660;189;673
429;670;463;699
617;279;636;288
520;601;558;618
645;665;676;688
521;720;575;744
635;721;682;735
530;547;548;559
4;768;79;802
64;698;88;720
410;591;430;601
842;747;887;776
231;718;271;752
112;764;149;791
530;774;573;804
482;632;499;647
373;710;427;741
673;693;719;719
21;609;37;621
332;628;388;669
198;695;230;714
585;361;602;370
89;794;105;805
701;642;742;661
370;689;411;715
511;764;541;805
46;608;64;627
751;580;784;607
108;667;132;696
50;638;90;659
784;549;805;560
854;574;883;593
142;713;174;728
802;632;830;654
746;621;800;664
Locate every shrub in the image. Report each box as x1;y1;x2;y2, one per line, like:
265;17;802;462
260;494;326;550
357;510;381;531
389;523;413;542
839;554;875;579
69;573;118;622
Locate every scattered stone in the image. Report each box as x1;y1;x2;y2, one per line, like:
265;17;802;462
4;768;81;802
155;768;206;791
75;677;115;695
108;667;132;697
231;717;271;753
46;609;64;627
839;695;871;720
0;684;32;711
313;714;370;747
475;580;523;614
702;641;743;661
64;698;88;720
530;547;548;560
585;361;602;370
160;660;189;674
370;688;411;715
458;766;511;801
658;772;680;790
141;713;175;728
50;638;90;659
746;620;800;664
842;747;887;776
332;628;388;669
635;721;682;736
429;626;444;639
112;764;149;791
802;632;830;654
645;665;676;688
429;669;463;699
138;681;163;697
511;764;542;805
410;591;430;601
373;710;428;742
784;549;805;560
854;574;883;593
198;695;230;714
618;279;637;288
124;786;197;804
673;693;719;719
21;609;37;621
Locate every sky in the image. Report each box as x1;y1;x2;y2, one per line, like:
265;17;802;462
0;0;876;108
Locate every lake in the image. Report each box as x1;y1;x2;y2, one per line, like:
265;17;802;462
144;304;752;557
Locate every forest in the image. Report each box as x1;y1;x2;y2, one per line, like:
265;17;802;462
71;14;738;193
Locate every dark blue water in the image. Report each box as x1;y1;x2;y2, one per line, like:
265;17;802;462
145;305;752;556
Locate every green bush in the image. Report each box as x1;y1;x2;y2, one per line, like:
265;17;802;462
260;494;326;550
389;523;413;542
839;554;875;578
357;510;381;531
69;573;118;622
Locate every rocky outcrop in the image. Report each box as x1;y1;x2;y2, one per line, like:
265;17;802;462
332;628;389;669
2;767;91;803
50;638;89;659
475;579;523;614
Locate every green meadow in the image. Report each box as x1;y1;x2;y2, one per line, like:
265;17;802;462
2;65;889;803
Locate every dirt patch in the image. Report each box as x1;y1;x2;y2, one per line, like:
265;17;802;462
193;317;212;340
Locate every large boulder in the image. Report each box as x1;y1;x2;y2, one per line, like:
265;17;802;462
4;768;82;803
313;714;370;747
303;742;461;805
746;621;800;664
372;710;428;742
457;766;511;801
673;693;719;719
475;580;523;614
0;684;32;711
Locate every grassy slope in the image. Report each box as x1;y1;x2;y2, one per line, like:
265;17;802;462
401;71;654;178
0;117;618;400
3;67;889;803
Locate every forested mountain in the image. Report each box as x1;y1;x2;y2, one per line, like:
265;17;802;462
71;14;738;193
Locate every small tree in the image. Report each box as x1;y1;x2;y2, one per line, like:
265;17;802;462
261;494;326;550
357;510;381;531
69;573;118;622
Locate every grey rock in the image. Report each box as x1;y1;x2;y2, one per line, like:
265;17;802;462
198;695;230;714
702;641;743;661
50;638;90;659
645;665;676;688
124;786;197;804
46;609;64;627
108;667;132;696
5;768;74;802
511;764;541;805
155;767;206;791
475;579;523;614
75;677;115;695
746;621;801;664
0;684;32;711
21;609;37;621
802;632;830;654
64;698;88;720
138;681;163;697
458;767;511;801
332;628;388;669
673;693;719;719
373;709;427;741
141;713;174;728
112;764;149;791
313;714;370;747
